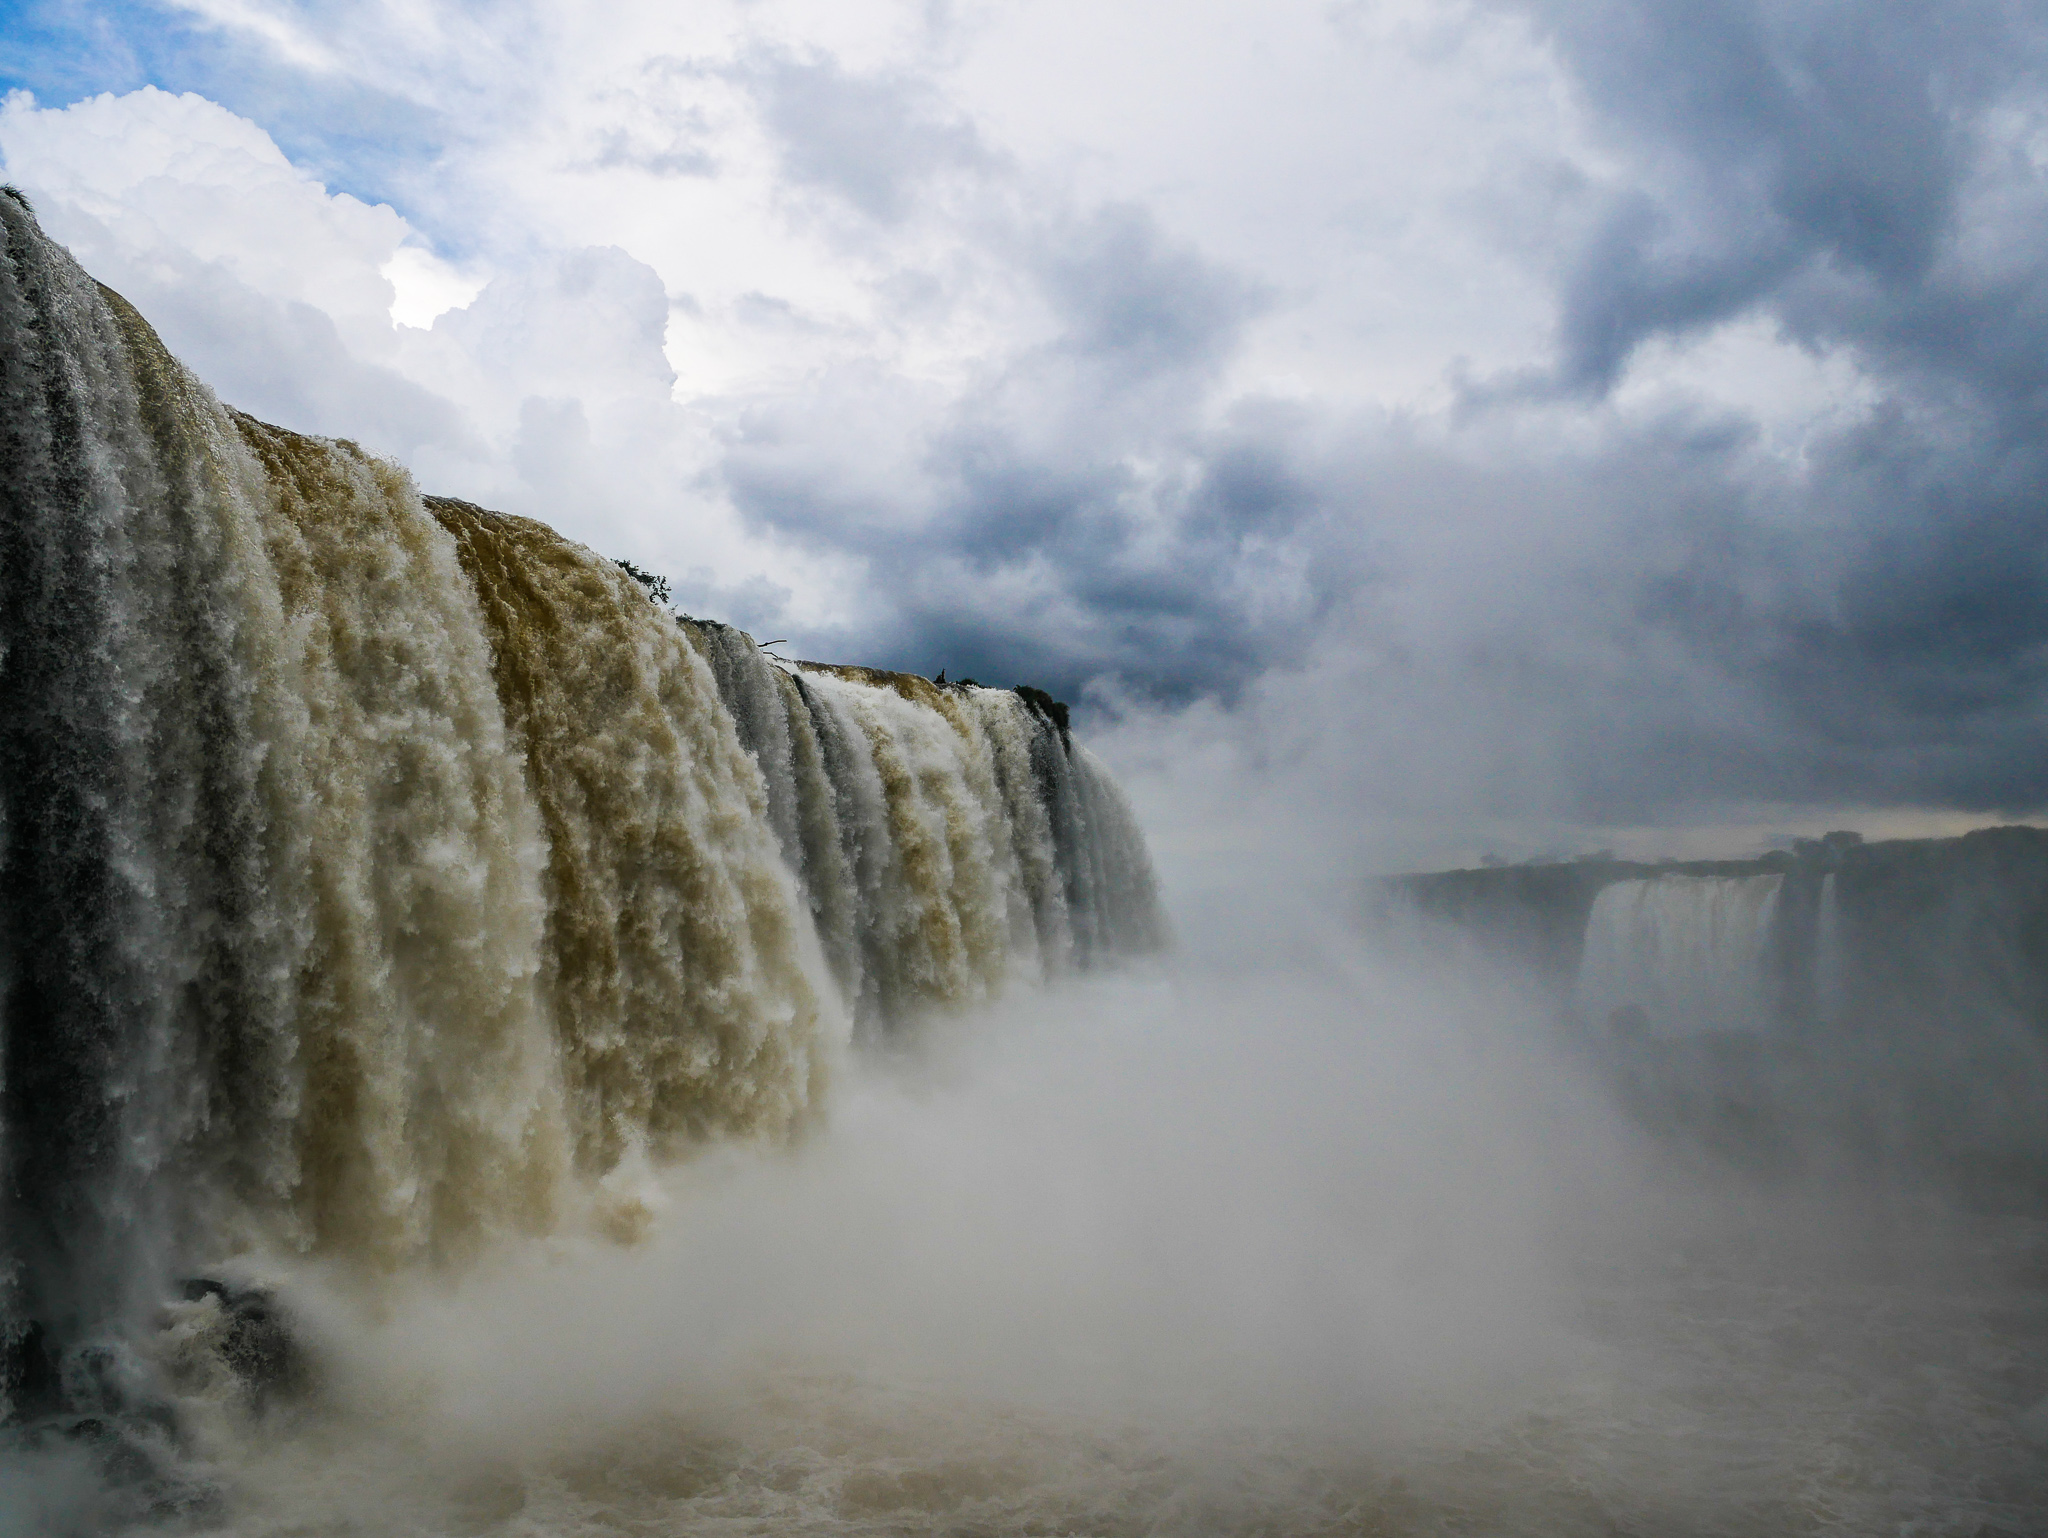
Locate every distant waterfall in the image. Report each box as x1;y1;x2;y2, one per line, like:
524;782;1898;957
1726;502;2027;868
0;197;1165;1413
1815;873;1845;1027
1576;875;1784;1038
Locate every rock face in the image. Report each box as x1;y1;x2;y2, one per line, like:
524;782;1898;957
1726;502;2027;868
1387;828;2048;1198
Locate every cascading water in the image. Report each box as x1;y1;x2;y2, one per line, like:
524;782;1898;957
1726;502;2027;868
681;631;1158;1032
1815;872;1844;1028
0;196;1165;1445
421;499;835;1179
1574;874;1784;1038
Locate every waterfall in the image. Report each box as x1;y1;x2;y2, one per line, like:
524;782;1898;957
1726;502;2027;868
0;198;1166;1420
681;631;1169;1032
1815;873;1844;1027
1575;875;1783;1038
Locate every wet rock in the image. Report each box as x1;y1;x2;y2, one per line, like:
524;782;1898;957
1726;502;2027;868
1013;685;1070;739
178;1279;303;1408
2;1320;64;1422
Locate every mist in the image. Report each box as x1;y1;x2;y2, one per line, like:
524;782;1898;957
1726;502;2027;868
5;2;2048;1532
9;870;2017;1538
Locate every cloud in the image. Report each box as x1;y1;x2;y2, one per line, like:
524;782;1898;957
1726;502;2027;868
5;1;2048;847
714;201;1289;693
1488;0;2047;395
1034;202;1265;376
741;49;998;223
1398;0;2048;823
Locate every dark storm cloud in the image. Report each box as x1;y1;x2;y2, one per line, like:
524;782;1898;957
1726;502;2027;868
1495;0;2036;397
699;0;2048;822
1391;0;2048;816
719;201;1311;698
1031;204;1264;377
704;3;2040;766
989;12;2038;817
